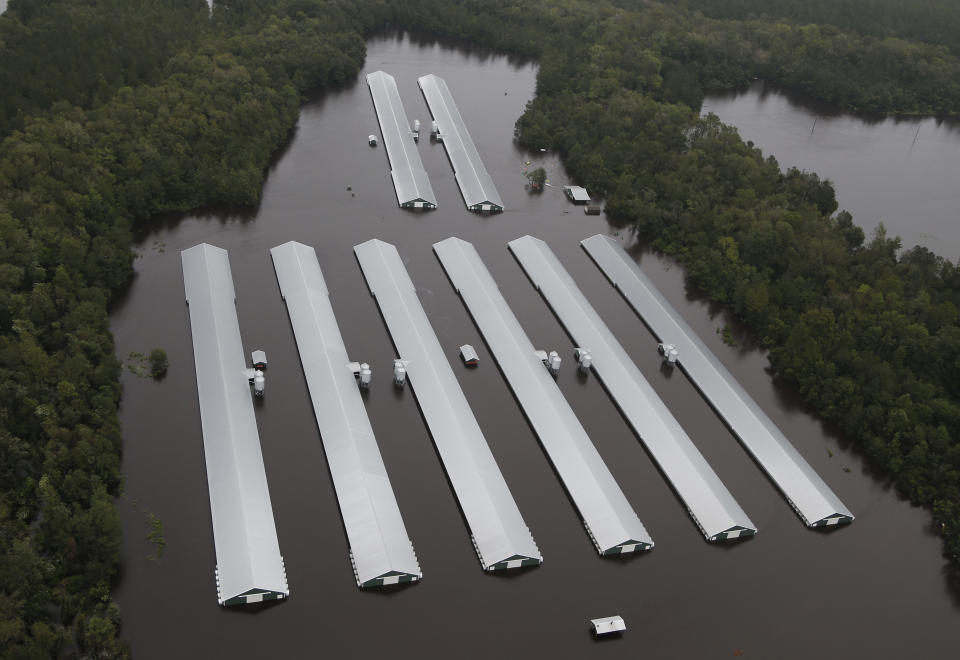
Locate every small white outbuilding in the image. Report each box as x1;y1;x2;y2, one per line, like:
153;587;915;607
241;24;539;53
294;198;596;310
591;615;626;636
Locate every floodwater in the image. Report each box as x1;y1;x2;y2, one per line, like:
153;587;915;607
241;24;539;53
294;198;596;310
703;81;960;259
112;34;960;658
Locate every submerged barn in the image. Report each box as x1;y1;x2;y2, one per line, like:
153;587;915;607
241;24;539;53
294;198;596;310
509;236;757;542
582;234;853;528
181;243;289;606
435;237;654;555
366;70;437;209
271;241;422;587
418;73;504;212
355;239;540;570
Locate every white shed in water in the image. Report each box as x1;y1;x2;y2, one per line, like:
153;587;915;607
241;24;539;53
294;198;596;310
459;344;479;365
564;185;591;203
591;615;626;636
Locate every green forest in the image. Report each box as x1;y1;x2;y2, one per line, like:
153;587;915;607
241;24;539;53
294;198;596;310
1;0;959;656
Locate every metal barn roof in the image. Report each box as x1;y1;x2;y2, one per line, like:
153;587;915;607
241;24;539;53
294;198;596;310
417;74;504;212
354;239;540;570
508;236;757;542
564;186;591;203
582;234;854;528
270;241;422;588
366;71;437;209
434;237;653;555
181;244;289;606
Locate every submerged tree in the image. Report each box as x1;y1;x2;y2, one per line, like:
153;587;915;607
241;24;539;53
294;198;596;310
526;167;546;191
149;348;168;379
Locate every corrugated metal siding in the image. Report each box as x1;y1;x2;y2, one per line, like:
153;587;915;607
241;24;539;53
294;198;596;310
508;236;757;541
434;237;653;554
582;234;854;528
366;71;437;209
270;241;422;587
354;239;540;569
181;244;289;606
418;74;503;212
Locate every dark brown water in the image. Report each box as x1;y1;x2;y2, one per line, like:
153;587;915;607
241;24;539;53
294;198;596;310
703;81;960;259
112;34;960;658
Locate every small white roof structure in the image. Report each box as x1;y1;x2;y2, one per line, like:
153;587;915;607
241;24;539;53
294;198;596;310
564;186;591;203
509;235;756;542
355;239;540;570
591;615;626;635
459;344;479;364
181;244;289;606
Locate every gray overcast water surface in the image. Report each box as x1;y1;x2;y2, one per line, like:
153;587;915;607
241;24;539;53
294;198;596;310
111;34;960;659
703;81;960;259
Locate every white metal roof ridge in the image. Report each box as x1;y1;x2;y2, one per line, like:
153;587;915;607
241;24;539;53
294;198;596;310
270;242;422;587
581;234;854;527
354;239;540;569
366;71;437;209
433;237;654;555
508;236;757;541
181;244;289;606
417;74;504;212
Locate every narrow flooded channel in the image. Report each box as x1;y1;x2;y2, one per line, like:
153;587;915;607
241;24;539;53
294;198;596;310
703;81;960;259
111;34;960;658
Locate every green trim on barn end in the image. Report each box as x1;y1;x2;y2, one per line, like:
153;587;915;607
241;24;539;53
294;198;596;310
711;526;756;542
468;201;504;213
488;554;542;570
400;198;437;209
811;514;854;527
221;588;287;607
359;571;421;588
601;539;653;555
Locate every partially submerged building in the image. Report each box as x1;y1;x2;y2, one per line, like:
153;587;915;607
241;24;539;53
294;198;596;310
181;243;289;606
509;235;757;542
582;234;854;528
355;239;540;570
270;241;422;587
366;71;437;209
564;186;591;203
434;237;653;555
418;74;504;212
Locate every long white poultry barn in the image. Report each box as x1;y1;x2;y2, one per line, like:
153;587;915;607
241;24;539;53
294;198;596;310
354;239;540;570
270;241;422;587
181;243;289;606
418;73;503;212
581;234;854;528
434;237;654;555
508;235;757;542
366;70;437;209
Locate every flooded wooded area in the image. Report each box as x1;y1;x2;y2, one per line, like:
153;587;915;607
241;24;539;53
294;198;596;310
110;34;960;658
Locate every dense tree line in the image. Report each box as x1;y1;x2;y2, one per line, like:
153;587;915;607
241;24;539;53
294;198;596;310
2;0;960;656
658;0;960;57
0;0;389;656
0;0;211;136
